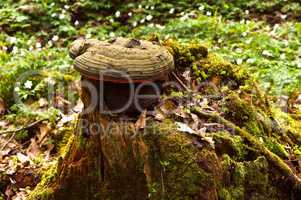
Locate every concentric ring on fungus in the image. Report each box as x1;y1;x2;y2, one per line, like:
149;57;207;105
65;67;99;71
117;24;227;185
70;37;174;83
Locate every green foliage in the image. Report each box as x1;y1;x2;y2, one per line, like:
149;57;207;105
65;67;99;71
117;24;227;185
0;0;300;142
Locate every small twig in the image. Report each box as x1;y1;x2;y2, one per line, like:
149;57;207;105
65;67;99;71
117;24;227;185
171;71;191;92
0;119;44;151
0;119;44;134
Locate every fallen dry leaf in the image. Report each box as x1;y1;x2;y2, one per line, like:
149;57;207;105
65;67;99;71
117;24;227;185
135;110;146;130
57;114;76;128
16;153;31;164
5;184;14;199
72;99;84;113
175;122;196;134
0;98;6;116
37;123;51;145
173;106;189;119
153;111;165;121
38;98;48;108
14;167;39;188
0;120;9;129
26;139;41;160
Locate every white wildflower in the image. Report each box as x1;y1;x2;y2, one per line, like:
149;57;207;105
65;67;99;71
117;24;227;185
86;33;92;39
273;23;279;30
169;8;175;14
14;87;20;92
50;2;55;7
240;19;245;24
283;40;289;47
48;40;53;47
217;38;222;43
59;14;65;19
52;35;59;42
206;11;211;16
145;5;149;9
20;49;25;56
155;24;164;30
8;36;17;43
26;40;32;45
280;14;287;19
148;23;154;27
150;6;154;10
64;5;70;10
45;77;56;85
146;15;153;21
262;50;273;57
180;14;189;21
138;4;142;9
198;5;204;11
24;80;33;89
245;10;249;15
115;11;121;18
133;21;138;27
246;38;252;44
74;20;79;26
236;48;243;53
242;32;247;37
128;12;132;17
246;58;256;64
51;13;57;18
109;32;115;38
29;46;33;51
236;58;243;65
109;18;114;23
140;18;145;23
12;46;18;54
36;42;42;48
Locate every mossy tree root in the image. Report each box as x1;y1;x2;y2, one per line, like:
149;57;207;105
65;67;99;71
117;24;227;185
191;108;301;191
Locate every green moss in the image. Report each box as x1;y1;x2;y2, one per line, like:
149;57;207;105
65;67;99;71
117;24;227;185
28;119;76;200
224;93;267;137
27;164;57;200
163;39;208;71
220;155;280;200
213;131;247;161
138;121;219;199
264;138;288;159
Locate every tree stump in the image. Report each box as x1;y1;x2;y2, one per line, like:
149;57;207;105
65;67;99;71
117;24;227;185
32;76;221;200
29;38;299;200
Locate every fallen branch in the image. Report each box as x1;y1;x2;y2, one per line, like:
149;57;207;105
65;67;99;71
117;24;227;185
171;71;191;92
191;107;301;191
0;119;44;151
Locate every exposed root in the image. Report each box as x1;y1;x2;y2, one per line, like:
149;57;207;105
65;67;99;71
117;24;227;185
191;107;301;191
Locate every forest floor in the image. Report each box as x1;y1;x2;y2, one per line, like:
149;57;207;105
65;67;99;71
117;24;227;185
0;0;301;199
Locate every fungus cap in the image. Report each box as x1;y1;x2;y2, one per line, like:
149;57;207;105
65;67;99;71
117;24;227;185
69;37;174;83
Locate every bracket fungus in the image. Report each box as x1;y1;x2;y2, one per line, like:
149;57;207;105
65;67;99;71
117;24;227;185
70;37;174;115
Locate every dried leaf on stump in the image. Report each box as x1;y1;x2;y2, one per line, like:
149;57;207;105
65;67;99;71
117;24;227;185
0;98;6;116
135;110;146;130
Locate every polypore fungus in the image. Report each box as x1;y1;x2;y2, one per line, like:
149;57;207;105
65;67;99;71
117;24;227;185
70;37;174;115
